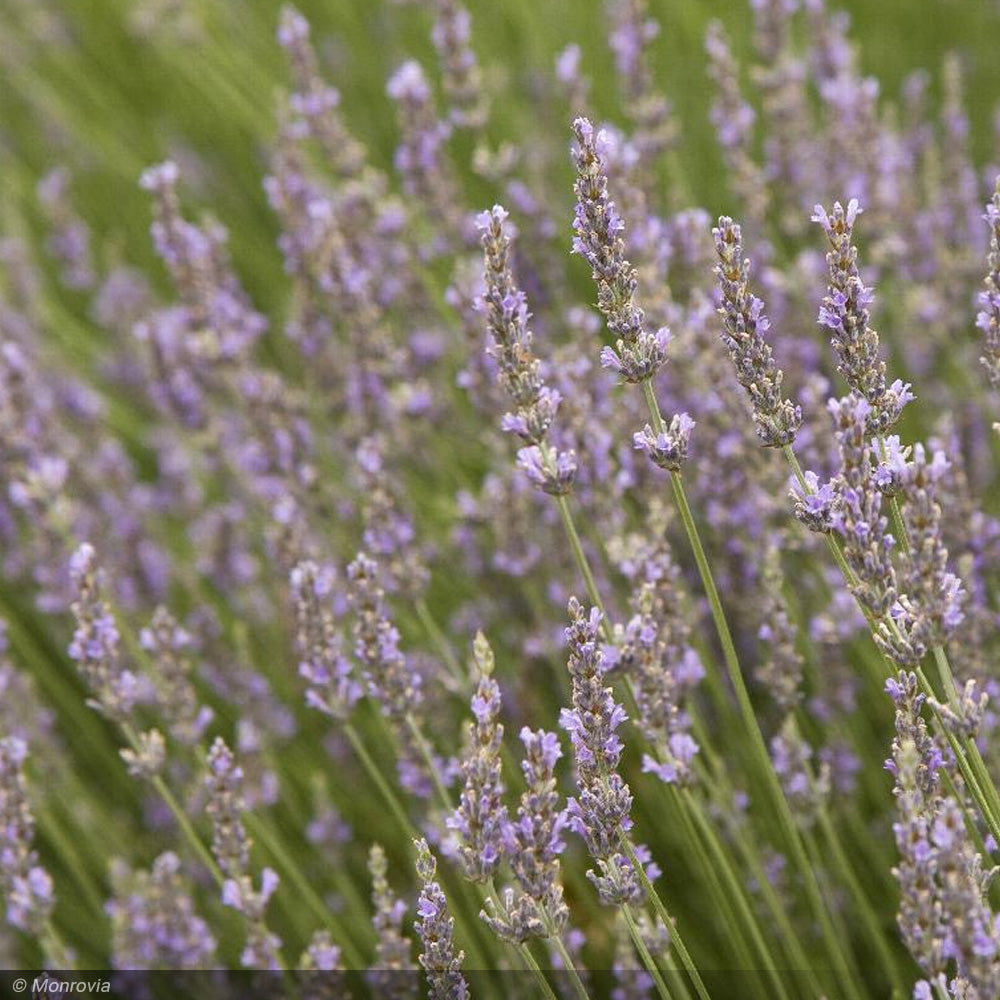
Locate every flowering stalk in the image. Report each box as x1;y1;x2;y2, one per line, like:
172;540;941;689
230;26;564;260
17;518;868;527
812;199;913;433
560;600;709;1000
572;118;862;1000
204;738;283;970
447;632;507;884
476;204;578;497
0;737;68;967
976;177;1000;432
413;838;470;1000
712;217;802;447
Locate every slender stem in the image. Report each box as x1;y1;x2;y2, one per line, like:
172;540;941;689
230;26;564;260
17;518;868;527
677;790;790;1000
816;805;907;993
622;904;676;1000
141;766;222;886
555;494;611;638
343;721;412;835
665;445;857;996
246;814;364;968
405;712;454;815
519;942;563;1000
546;931;592;1000
621;838;712;1000
41;920;74;970
416;596;466;688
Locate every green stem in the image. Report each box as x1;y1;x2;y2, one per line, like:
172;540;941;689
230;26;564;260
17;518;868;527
621;838;712;1000
246;815;364;968
622;904;676;1000
677;790;789;1000
343;721;413;836
555;494;611;639
405;712;454;815
546;931;592;1000
519;942;563;1000
816;805;907;993
416;596;467;689
145;769;223;886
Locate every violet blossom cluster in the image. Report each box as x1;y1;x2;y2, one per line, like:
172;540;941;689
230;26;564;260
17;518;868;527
976;177;1000;391
712;216;802;447
561;599;649;905
887;673;1000;997
0;737;55;937
447;632;507;883
67;543;143;723
570;117;669;384
346;552;430;797
290;560;361;721
367;844;416;990
617;580;701;788
204;738;283;970
876;443;966;667
106;852;216;969
483;727;569;943
413;838;469;1000
277;4;365;178
476;203;578;495
813;199;913;432
429;0;486;129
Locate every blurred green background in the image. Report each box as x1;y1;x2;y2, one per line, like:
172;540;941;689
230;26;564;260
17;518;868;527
3;0;998;319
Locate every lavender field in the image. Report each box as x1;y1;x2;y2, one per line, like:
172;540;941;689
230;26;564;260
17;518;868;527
2;0;1000;997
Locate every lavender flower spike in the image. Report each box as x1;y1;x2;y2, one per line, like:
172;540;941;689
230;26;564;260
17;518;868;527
713;217;802;447
812;199;913;432
888;673;1000;996
570;117;669;383
368;844;415;985
476;205;578;494
290;560;361;721
204;738;283;970
633;413;695;473
68;543;142;723
877;444;965;665
560;598;643;905
447;632;508;882
0;738;55;936
414;838;469;1000
976;176;1000;390
483;727;569;942
827;394;900;623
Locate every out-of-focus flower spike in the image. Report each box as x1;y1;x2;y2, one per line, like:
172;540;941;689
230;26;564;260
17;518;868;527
429;0;487;130
447;632;507;883
0;737;55;937
976;176;1000;392
277;5;366;178
106;852;216;968
368;843;416;989
204;738;283;970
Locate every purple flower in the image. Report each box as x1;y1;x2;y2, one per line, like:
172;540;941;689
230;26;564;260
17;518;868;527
713;217;802;446
633;414;694;473
977;177;1000;388
560;599;644;905
813;200;911;432
413;839;469;1000
571;117;669;384
516;444;578;495
447;633;508;883
0;738;55;936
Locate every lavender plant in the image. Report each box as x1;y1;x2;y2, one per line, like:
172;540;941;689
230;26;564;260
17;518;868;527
0;2;998;998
